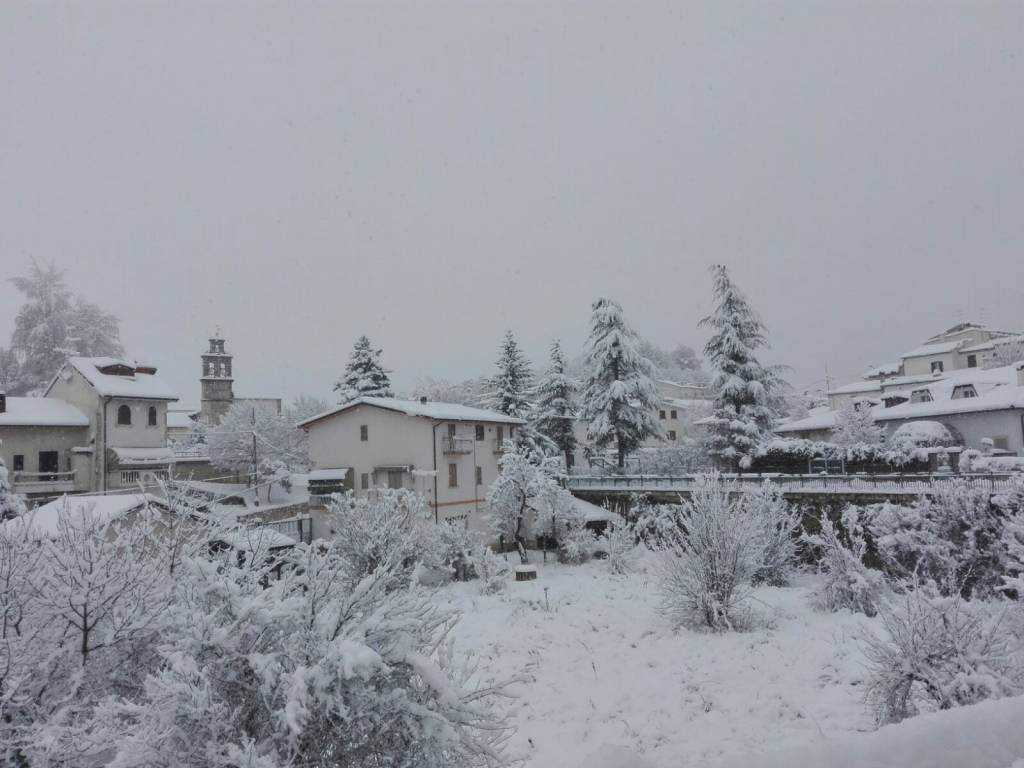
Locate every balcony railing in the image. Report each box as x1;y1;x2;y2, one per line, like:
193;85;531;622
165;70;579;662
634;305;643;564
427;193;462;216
442;436;474;454
12;470;77;494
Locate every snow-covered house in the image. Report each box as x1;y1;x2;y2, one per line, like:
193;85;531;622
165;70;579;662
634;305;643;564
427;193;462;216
298;396;523;532
42;357;180;492
779;362;1024;457
644;380;712;447
0;392;91;497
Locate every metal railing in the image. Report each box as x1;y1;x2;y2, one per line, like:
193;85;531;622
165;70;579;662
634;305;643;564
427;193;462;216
12;470;77;490
441;436;474;454
565;473;1019;496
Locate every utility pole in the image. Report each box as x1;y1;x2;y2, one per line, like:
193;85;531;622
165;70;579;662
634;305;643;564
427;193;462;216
251;406;260;507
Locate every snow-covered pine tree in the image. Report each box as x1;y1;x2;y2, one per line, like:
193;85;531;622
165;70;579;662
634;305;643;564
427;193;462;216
0;457;27;520
580;298;662;468
533;339;578;470
831;399;886;448
484;332;554;457
699;265;782;471
334;335;393;403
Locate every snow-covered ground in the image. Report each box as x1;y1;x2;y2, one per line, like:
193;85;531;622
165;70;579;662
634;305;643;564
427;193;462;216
442;556;884;768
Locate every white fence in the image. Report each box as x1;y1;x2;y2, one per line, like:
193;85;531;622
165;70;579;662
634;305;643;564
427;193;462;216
565;473;1020;497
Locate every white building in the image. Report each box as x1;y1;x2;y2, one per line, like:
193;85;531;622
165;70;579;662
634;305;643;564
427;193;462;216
298;396;523;532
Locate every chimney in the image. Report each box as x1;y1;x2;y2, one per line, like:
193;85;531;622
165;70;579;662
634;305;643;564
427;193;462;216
0;392;5;414
420;396;428;405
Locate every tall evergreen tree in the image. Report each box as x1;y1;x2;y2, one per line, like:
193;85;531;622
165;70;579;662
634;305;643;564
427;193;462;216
485;331;534;419
334;336;393;403
484;332;554;458
7;261;123;395
580;298;662;468
533;340;578;470
699;265;782;470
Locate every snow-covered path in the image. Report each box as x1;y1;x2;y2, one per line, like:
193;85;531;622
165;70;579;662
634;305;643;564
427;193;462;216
442;559;875;768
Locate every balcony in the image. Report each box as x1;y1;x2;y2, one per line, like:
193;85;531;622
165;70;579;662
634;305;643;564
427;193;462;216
12;470;77;495
442;436;474;454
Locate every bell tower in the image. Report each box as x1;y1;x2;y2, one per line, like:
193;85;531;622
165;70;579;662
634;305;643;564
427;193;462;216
200;329;235;425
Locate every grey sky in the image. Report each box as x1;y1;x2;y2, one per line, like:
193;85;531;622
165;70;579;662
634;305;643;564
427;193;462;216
2;1;1023;408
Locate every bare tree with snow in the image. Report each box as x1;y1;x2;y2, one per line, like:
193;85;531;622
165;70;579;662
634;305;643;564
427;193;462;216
831;399;886;449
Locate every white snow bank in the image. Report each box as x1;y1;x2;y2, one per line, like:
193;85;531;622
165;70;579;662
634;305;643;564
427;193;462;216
578;745;656;768
715;696;1024;768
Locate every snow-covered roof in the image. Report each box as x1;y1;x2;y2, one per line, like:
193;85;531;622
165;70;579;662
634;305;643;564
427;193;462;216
899;340;963;359
308;468;351;481
216;526;296;551
570;496;618;523
0;397;89;427
1;493;166;538
826;380;882;396
53;357;179;401
663;398;712;409
109;446;176;466
863;361;901;378
874;363;1024;422
775;406;840;434
297;397;524;428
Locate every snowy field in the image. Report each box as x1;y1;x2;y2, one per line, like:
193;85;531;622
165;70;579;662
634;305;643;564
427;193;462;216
442;556;878;768
440;556;1024;768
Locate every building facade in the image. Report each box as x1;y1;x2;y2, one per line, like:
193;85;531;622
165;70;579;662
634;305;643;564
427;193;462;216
299;397;523;533
199;333;281;426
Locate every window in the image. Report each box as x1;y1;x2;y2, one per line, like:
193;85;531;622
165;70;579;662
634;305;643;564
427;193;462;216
670;410;677;419
931;361;944;373
12;454;24;472
496;426;504;448
952;385;977;399
967;354;978;368
910;389;933;403
993;436;1009;452
360;425;368;441
448;463;458;488
475;466;483;486
148;406;158;426
38;451;58;481
659;410;666;420
447;423;457;438
475;424;485;441
117;404;132;425
667;430;677;441
387;470;404;489
360;472;370;490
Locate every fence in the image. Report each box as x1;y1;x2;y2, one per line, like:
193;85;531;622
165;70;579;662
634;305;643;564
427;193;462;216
565;473;1019;497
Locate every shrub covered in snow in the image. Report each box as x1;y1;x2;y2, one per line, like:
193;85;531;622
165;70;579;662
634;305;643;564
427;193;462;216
744;481;801;586
863;588;1024;725
327;488;445;589
559;523;598;565
994;476;1024;598
475;546;512;595
602;519;639;575
653;474;766;630
0;457;27;520
867;480;1004;599
803;508;887;617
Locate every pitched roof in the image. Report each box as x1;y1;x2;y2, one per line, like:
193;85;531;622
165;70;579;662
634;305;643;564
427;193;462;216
874;363;1024;421
0;397;89;427
297;397;524;428
0;493;166;538
900;340;963;359
50;357;179;401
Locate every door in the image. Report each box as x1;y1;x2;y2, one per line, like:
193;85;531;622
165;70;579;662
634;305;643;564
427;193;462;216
386;470;404;489
38;451;59;481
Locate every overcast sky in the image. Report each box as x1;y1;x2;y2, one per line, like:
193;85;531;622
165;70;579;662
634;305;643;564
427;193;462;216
2;1;1023;408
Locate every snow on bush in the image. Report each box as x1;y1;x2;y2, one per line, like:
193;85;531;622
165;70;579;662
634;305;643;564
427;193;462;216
326;488;445;589
1;492;521;767
744;480;801;586
803;508;887;617
602;519;639;575
653;474;766;630
868;480;1004;599
0;457;27;520
994;476;1024;598
862;587;1024;725
559;523;598;565
475;546;512;595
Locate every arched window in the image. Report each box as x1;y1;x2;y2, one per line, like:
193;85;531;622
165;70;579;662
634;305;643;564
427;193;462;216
117;405;132;426
148;406;158;426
